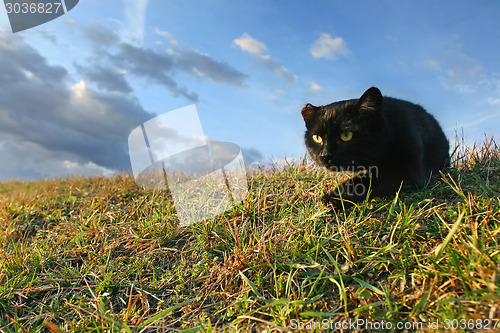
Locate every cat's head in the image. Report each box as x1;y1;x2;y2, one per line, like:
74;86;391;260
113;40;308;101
301;87;385;170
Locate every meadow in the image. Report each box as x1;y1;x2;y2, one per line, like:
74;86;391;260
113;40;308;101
0;137;499;332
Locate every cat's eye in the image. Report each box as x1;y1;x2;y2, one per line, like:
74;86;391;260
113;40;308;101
340;131;353;142
312;135;323;144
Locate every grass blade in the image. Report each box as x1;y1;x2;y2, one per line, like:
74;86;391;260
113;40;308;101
435;211;465;260
239;271;263;298
137;297;197;329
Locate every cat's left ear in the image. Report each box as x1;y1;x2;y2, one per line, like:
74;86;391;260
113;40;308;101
301;104;320;128
357;87;383;114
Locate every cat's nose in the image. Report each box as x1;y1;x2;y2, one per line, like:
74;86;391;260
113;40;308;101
321;151;333;161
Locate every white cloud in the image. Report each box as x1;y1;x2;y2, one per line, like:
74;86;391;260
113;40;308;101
309;81;323;93
233;33;267;56
427;45;500;137
426;45;500;102
310;33;351;60
483;77;500;105
268;64;297;83
63;160;115;176
232;33;297;83
425;45;485;94
488;97;500;105
71;80;87;98
154;27;178;46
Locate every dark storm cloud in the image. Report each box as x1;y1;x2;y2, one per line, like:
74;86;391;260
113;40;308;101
75;63;133;93
173;49;248;87
78;22;247;102
0;34;67;85
0;34;152;179
111;43;199;102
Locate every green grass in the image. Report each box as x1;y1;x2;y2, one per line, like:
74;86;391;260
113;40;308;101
0;137;499;332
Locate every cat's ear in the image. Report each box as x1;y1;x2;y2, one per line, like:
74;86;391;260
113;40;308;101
357;87;382;114
301;104;320;127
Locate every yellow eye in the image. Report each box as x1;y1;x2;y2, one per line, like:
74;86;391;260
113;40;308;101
340;131;353;142
312;135;323;144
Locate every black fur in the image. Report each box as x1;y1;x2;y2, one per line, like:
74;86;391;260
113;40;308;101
302;87;450;206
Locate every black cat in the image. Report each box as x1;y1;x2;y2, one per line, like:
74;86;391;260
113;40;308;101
301;87;450;206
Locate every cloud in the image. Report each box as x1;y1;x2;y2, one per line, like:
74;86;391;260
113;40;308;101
310;33;351;60
82;21;120;51
0;34;152;180
233;33;297;83
35;28;58;44
112;43;199;102
171;48;248;87
487;95;500;105
426;44;500;101
258;56;298;83
426;44;500;132
426;46;484;94
233;33;267;56
154;27;178;46
425;45;484;94
0;22;250;180
309;81;323;93
79;22;247;101
0;137;115;180
75;63;133;93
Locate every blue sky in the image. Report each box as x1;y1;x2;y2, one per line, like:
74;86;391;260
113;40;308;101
0;0;499;180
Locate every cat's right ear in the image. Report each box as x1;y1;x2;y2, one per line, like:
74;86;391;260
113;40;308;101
357;87;383;115
301;104;319;128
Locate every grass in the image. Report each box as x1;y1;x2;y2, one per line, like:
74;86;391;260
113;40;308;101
0;137;499;332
